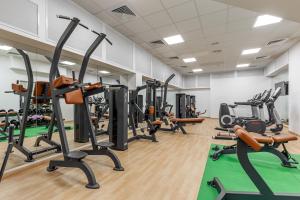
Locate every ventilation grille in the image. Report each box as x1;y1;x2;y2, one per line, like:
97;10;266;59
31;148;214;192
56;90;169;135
151;40;164;45
212;49;222;53
7;52;20;56
179;66;188;68
149;40;165;48
211;42;220;46
169;56;179;59
256;55;270;60
112;5;136;16
266;38;288;46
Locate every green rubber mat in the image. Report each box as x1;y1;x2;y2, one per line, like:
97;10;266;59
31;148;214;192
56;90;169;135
197;144;300;200
0;126;72;142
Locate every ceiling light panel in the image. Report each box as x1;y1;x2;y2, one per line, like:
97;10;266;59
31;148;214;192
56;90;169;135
183;57;196;63
0;45;13;51
254;15;282;27
163;34;184;45
60;61;76;65
236;63;250;68
99;70;110;74
192;68;203;72
241;48;261;55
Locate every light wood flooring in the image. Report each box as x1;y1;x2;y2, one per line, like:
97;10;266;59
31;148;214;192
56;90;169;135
0;118;299;200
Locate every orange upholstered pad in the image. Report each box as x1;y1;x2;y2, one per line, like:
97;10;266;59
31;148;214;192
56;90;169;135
235;129;262;151
171;118;205;123
84;82;102;91
152;120;162;125
272;135;298;143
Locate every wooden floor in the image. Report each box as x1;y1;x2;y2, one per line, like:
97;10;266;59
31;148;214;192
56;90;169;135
0;118;300;200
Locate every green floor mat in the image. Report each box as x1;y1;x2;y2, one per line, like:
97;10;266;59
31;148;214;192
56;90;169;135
197;144;300;200
0;126;73;142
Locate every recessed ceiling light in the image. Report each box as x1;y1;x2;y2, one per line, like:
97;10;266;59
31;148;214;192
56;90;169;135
0;45;12;51
60;61;75;65
183;57;196;63
254;15;282;28
241;48;261;55
236;63;250;68
99;70;110;74
192;68;203;72
163;34;184;45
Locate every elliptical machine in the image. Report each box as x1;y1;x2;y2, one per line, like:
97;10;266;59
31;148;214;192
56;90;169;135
216;90;271;135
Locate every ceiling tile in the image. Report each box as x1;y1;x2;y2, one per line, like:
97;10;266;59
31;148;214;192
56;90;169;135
123;18;152;33
155;24;179;37
226;18;256;33
181;29;204;41
167;1;198;22
195;0;227;15
176;18;201;33
128;0;164;16
200;10;227;29
113;24;135;36
227;7;258;22
73;0;102;14
143;11;173;28
96;12;122;27
136;30;160;42
203;25;226;37
161;0;191;8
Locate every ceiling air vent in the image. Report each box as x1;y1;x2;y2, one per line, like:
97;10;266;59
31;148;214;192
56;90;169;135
211;42;220;46
151;40;164;45
7;52;20;56
112;5;136;16
212;49;222;53
256;55;270;60
169;56;179;59
180;66;188;68
149;40;166;48
266;38;288;46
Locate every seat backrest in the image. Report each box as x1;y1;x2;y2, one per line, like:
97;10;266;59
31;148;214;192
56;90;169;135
235;129;262;151
53;76;83;104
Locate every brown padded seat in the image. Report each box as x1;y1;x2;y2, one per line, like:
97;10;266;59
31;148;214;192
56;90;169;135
235;129;262;151
84;82;102;91
7;111;18;115
152;120;162;125
253;136;274;144
272;135;298;143
12;83;27;93
171;118;205;123
0;122;6;127
43;116;52;121
53;76;77;89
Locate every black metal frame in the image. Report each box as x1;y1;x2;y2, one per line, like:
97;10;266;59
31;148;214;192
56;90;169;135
211;142;298;168
10;49;61;162
47;16;99;189
0;125;14;182
208;138;300;200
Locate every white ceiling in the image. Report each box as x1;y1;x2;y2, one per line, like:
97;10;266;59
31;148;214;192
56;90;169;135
72;0;300;74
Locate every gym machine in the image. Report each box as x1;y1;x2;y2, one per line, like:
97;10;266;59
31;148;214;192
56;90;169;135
128;80;162;143
108;85;129;151
7;49;61;162
208;127;300;200
215;88;282;137
176;93;186;118
186;95;191;118
0;125;14;182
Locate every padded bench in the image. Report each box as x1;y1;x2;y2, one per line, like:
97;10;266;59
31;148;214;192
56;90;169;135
234;125;298;145
169;118;205;134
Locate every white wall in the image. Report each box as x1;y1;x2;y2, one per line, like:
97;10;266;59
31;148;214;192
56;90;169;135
288;42;300;134
0;0;183;88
